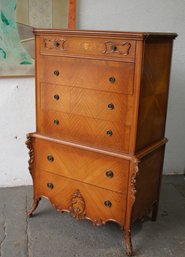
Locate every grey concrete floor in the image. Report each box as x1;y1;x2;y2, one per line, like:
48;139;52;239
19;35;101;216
0;175;185;257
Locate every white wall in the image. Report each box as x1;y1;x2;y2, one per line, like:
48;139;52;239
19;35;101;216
0;0;184;187
77;0;185;175
0;78;35;187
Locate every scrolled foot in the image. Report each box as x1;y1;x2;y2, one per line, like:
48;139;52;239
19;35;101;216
27;197;41;217
125;230;133;256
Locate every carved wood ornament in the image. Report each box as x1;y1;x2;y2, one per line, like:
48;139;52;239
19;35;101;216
69;189;86;220
43;38;66;50
130;158;139;206
25;136;34;174
103;41;131;55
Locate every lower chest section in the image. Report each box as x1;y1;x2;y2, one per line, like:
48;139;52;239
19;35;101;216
32;137;129;227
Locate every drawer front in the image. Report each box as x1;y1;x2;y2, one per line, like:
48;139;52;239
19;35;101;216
40;83;133;124
34;169;126;225
41;83;70;113
38;110;131;152
34;138;129;193
38;56;135;95
40;35;136;61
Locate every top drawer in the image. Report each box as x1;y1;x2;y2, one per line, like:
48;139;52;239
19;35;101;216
38;56;135;95
39;35;136;61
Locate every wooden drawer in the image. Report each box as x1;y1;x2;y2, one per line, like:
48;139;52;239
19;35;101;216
40;83;70;114
34;169;126;225
40;83;133;124
38;56;135;95
34;138;129;193
39;35;136;61
38;110;131;152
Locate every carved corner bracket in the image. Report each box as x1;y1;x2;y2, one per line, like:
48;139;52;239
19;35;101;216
69;189;86;220
103;41;131;55
25;135;34;174
130;158;140;207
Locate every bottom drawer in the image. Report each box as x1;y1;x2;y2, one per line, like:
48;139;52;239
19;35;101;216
34;137;129;193
34;170;126;226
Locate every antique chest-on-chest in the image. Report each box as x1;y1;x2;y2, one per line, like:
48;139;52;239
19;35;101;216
26;29;177;255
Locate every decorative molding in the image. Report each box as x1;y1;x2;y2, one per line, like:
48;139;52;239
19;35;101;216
90;218;123;228
43;38;66;50
124;159;139;257
69;189;86;220
25;135;34;174
130;158;140;206
103;41;131;55
30;194;124;229
129;159;158;223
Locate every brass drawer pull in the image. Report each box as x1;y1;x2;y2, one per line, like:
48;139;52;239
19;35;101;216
54;41;60;47
106;130;113;136
54;119;59;125
111;45;117;52
47;183;54;189
106;170;114;178
47;155;54;162
109;76;116;83
54;94;60;100
108;103;114;110
104;200;112;208
54;70;60;76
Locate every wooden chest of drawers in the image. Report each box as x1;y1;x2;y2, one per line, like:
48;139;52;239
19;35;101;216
26;29;177;256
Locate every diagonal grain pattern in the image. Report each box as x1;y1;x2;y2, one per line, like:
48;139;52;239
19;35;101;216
33;138;129;193
39;56;135;95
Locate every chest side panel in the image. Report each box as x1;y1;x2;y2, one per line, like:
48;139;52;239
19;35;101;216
136;39;173;151
132;145;165;221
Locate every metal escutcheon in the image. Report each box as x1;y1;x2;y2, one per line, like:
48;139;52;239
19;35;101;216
108;103;114;110
106;130;113;136
54;94;60;100
54;70;60;76
106;170;114;178
54;41;60;47
111;45;117;51
109;76;116;83
47;183;54;189
104;200;112;208
54;119;59;125
47;155;54;162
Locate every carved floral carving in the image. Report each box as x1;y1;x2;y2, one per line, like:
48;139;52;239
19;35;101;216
25;136;34;174
130;159;139;205
69;189;86;220
43;38;66;50
103;41;131;55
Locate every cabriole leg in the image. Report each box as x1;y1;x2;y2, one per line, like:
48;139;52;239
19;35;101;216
124;229;133;256
27;197;41;217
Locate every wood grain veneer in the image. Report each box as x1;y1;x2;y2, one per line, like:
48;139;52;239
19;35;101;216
27;29;177;256
40;83;133;123
39;56;135;94
33;137;129;193
34;169;126;225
